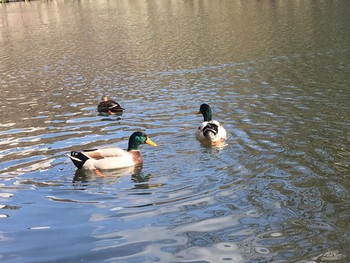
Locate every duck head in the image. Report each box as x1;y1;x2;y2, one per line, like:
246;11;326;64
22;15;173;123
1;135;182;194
197;103;213;122
128;132;157;151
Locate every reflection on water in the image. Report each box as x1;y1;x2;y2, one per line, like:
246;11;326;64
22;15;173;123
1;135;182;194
1;0;350;262
71;165;157;191
73;165;142;183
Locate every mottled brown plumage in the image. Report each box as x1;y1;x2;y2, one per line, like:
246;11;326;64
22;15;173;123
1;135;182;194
97;96;124;114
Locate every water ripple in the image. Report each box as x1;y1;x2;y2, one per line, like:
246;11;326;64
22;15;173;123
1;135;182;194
1;0;350;262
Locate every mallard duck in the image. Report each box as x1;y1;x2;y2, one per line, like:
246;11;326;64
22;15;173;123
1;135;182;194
196;103;227;146
68;132;157;171
97;96;124;114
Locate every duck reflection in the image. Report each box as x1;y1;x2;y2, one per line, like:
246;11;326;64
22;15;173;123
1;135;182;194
98;113;123;122
98;111;123;118
73;165;143;184
200;142;228;159
72;166;163;191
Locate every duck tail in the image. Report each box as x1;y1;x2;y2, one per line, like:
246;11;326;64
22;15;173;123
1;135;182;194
68;151;89;169
109;103;124;111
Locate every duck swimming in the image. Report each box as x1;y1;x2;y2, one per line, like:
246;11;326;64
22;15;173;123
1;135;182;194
97;96;124;114
196;103;227;146
68;132;157;171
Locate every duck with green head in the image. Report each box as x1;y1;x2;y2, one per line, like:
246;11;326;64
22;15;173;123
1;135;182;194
196;103;227;146
68;132;157;172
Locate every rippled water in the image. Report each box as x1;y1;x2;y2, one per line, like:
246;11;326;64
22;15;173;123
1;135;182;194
1;0;350;262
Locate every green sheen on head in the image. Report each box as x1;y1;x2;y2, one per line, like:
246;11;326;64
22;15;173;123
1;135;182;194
128;132;157;151
198;103;212;122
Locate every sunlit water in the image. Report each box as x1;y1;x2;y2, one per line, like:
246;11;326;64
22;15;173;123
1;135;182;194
1;0;350;262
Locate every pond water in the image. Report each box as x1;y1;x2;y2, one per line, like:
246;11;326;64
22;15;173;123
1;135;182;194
1;0;350;262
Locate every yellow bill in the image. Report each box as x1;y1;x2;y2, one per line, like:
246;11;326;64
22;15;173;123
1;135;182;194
146;137;157;147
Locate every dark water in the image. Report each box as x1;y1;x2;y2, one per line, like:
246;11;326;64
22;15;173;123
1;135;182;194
1;0;350;262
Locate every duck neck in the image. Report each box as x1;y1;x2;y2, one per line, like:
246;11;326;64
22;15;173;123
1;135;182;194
128;143;140;151
203;109;212;122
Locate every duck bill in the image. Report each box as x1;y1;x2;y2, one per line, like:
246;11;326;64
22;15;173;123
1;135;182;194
145;137;157;147
196;111;201;115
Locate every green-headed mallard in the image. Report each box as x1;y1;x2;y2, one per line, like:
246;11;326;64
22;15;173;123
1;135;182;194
97;96;124;114
68;132;156;171
196;103;227;146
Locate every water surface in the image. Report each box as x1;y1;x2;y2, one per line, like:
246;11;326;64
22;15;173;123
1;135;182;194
0;0;350;262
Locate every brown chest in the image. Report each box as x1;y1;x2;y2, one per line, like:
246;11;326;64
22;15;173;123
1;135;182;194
131;151;143;165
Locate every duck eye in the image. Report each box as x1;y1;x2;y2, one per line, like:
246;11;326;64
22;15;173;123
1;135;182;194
136;136;144;143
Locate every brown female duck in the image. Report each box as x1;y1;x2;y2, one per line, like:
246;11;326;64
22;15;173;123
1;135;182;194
97;96;124;114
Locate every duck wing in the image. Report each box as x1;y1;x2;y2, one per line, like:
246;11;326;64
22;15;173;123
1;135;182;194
82;147;127;159
107;100;124;111
202;122;219;136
